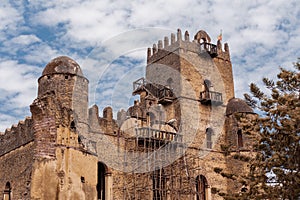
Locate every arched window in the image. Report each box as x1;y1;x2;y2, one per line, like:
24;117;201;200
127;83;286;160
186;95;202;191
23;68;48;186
204;79;212;92
206;128;213;149
237;129;243;148
196;175;208;200
167;78;173;87
3;182;11;200
97;162;106;200
152;168;166;200
147;112;156;126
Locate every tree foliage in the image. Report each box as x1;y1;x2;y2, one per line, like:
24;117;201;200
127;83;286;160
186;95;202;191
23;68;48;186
239;60;300;199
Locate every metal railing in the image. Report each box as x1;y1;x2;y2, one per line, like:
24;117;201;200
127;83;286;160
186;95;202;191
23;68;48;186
199;91;223;105
133;78;175;103
200;42;218;57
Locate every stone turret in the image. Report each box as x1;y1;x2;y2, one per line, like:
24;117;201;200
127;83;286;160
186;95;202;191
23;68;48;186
37;56;89;135
31;56;89;158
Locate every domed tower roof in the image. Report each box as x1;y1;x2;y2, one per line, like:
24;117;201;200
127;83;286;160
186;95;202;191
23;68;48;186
42;56;84;77
225;98;254;116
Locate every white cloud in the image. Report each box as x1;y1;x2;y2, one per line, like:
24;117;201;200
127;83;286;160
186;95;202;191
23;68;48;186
10;34;41;45
0;0;299;131
0;1;23;39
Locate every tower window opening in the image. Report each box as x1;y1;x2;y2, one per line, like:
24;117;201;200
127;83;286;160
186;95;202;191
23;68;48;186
65;75;68;79
81;176;85;183
206;128;213;149
237;129;243;148
70;121;76;131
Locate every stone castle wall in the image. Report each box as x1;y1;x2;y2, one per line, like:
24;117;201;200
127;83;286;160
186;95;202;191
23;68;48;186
0;117;35;200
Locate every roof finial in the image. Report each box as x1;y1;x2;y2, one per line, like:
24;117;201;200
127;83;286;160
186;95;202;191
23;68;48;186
217;29;222;41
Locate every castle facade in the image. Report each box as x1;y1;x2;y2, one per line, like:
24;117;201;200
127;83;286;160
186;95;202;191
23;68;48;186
0;29;255;200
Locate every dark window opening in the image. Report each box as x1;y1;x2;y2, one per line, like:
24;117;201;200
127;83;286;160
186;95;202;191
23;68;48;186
206;128;212;149
97;162;106;200
70;121;76;131
204;79;212;92
241;186;248;193
196;175;207;200
81;176;85;183
65;75;69;79
3;182;11;200
237;129;243;148
47;75;51;79
152;168;165;200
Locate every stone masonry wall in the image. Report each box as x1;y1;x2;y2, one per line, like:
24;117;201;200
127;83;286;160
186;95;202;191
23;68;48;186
0;141;35;200
0;117;35;199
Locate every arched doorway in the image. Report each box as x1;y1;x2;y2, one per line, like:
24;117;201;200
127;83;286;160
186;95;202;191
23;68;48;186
152;168;166;200
3;182;11;200
97;162;106;200
196;175;208;200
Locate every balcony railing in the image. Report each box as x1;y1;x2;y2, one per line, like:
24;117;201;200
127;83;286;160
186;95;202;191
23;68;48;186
200;42;218;58
135;127;182;143
199;91;223;106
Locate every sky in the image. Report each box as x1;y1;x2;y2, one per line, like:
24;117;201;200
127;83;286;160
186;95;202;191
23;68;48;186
0;0;299;132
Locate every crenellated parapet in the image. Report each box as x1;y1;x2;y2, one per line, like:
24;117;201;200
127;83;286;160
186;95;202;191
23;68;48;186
0;117;34;156
99;106;119;135
216;40;231;61
147;29;231;64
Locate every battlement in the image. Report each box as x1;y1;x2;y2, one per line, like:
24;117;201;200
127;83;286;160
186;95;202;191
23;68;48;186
0;117;34;156
147;29;231;64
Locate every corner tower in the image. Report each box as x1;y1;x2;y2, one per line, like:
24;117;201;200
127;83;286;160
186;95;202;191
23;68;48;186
37;56;89;135
30;57;97;199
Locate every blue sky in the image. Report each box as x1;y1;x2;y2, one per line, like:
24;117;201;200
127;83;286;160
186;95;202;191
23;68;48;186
0;0;299;131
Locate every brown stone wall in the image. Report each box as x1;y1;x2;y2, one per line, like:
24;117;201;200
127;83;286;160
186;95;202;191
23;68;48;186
213;57;234;102
0;142;35;200
0;116;35;199
38;73;89;135
30;148;97;200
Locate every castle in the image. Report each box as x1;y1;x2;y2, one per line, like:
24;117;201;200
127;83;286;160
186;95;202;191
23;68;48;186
0;29;256;200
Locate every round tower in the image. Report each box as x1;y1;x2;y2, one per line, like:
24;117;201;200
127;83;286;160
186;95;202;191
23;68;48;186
37;56;89;134
225;98;255;150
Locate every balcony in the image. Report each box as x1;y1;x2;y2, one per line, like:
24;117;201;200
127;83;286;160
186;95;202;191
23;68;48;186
135;127;182;148
158;87;175;104
132;77;175;104
200;42;218;58
199;91;223;106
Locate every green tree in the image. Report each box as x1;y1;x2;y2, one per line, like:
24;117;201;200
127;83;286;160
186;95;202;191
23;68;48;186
239;60;300;199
